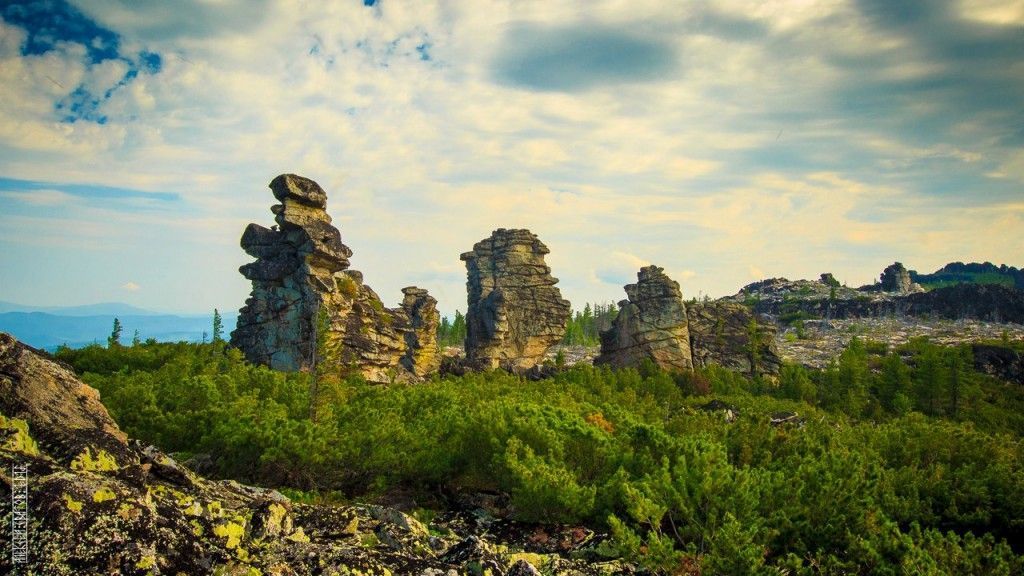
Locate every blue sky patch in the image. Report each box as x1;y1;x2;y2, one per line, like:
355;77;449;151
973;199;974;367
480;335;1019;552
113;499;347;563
492;24;678;92
1;0;120;63
0;177;180;203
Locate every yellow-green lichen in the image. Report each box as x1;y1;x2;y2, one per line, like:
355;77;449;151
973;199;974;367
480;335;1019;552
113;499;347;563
213;520;246;549
508;551;548;569
70;447;119;472
265;503;287;534
0;415;40;456
136;554;157;570
286;527;310;543
63;493;83;513
93;487;116;503
191;519;205;536
207;500;224;517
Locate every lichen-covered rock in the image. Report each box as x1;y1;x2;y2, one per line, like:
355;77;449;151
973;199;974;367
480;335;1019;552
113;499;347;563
0;333;133;467
687;301;782;376
231;174;438;382
595;266;693;371
461;229;571;371
0;333;633;575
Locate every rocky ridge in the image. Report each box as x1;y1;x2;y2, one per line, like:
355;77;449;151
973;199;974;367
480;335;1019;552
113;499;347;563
461;229;571;372
231;174;439;382
0;332;630;575
730;266;1024;325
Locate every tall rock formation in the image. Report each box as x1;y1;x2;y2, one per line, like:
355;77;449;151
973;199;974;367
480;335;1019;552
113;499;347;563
231;174;438;382
461;229;571;371
595;266;693;371
399;287;441;377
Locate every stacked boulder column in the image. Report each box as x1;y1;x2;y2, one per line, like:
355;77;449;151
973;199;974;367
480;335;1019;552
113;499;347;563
461;229;571;371
595;265;693;371
231;174;438;382
597;266;781;375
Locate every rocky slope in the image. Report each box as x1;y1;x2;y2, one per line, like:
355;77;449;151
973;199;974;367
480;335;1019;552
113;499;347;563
0;332;629;575
461;229;571;372
231;174;439;382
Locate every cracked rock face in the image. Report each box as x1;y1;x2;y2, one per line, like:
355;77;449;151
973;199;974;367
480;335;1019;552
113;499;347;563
231;174;438;382
460;229;571;372
595;266;694;371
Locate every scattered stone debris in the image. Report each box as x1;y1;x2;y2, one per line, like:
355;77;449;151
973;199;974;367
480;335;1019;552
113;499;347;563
776;317;1024;369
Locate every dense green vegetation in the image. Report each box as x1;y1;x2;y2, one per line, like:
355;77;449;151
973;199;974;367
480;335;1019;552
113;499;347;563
55;338;1024;574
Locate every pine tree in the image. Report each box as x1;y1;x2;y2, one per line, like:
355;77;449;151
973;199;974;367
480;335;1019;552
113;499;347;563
108;318;123;348
212;308;224;343
452;310;467;347
132;329;141;347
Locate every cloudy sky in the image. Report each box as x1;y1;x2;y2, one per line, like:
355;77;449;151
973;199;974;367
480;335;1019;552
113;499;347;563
1;0;1022;317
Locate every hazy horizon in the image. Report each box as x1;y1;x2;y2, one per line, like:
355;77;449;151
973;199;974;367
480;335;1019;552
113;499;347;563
2;1;1022;318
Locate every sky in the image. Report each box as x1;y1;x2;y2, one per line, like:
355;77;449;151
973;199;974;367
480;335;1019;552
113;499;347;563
0;0;1022;317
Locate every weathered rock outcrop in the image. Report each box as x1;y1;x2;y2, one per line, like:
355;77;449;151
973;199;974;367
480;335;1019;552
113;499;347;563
0;332;132;467
880;262;918;293
596;266;693;371
461;229;571;371
0;333;627;575
231;174;438;382
688;302;782;376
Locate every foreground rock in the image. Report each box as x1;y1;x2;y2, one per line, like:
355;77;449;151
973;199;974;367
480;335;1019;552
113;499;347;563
0;333;629;575
231;174;438;382
461;229;571;371
0;333;132;466
596;266;693;371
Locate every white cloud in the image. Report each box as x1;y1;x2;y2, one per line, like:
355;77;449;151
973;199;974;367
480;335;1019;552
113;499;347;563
122;281;140;292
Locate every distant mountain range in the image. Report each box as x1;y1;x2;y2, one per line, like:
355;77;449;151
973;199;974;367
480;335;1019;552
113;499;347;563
0;301;236;351
0;300;158;316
